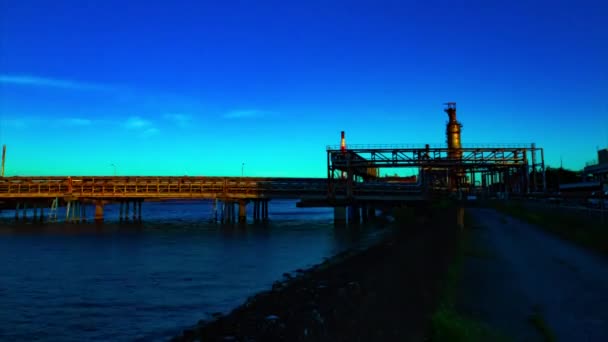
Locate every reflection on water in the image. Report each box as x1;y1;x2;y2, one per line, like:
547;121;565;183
0;199;388;341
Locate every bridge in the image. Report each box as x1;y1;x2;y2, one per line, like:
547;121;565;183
0;103;547;225
0;176;424;224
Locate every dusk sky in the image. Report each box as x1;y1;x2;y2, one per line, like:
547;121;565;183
0;0;606;176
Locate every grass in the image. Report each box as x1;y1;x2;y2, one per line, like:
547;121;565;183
528;310;556;342
426;207;508;342
493;201;608;256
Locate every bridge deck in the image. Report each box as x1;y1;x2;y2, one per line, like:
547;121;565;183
0;176;422;201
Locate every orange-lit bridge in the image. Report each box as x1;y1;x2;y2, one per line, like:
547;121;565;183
0;176;424;223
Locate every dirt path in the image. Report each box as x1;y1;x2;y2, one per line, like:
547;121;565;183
461;208;608;341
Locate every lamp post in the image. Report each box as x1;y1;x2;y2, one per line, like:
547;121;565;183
110;164;117;176
242;162;245;177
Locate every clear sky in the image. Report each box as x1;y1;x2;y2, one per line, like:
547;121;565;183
0;0;606;176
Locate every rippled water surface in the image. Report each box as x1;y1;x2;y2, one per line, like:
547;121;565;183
0;200;386;341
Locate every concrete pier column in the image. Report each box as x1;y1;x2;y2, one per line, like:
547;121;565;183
95;201;104;223
138;201;142;222
220;201;225;223
367;205;376;219
238;200;247;223
132;201;137;221
22;203;27;221
65;201;71;223
348;205;360;224
334;206;346;226
457;206;465;231
253;200;258;222
33;204;38;222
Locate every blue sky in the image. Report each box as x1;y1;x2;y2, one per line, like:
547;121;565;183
0;0;606;176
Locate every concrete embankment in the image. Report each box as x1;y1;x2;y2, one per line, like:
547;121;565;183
173;207;459;342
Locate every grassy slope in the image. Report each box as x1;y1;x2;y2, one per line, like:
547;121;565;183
492;201;608;256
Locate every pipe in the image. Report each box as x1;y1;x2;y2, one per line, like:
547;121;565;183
1;145;5;177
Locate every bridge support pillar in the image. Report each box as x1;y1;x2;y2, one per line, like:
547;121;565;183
238;200;247;223
33;203;38;222
132;200;137;221
95;201;104;223
22;203;27;221
138;200;142;222
457;206;465;231
334;206;346;226
15;202;20;221
262;200;269;221
39;206;45;223
367;205;376;219
361;204;368;223
119;201;124;221
253;200;258;222
125;201;130;221
348;205;360;224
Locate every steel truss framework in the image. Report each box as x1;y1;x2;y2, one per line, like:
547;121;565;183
327;144;547;197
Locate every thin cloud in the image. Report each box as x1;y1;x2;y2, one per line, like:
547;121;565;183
224;109;270;119
123;116;159;137
163;113;191;127
0;74;109;91
124;116;152;129
141;127;160;136
60;118;93;126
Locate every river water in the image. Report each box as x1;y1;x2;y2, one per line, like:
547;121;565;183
0;199;387;341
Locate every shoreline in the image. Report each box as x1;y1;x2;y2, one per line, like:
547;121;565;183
173;209;458;341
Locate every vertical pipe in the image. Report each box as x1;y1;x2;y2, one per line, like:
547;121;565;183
1;145;6;177
541;148;547;193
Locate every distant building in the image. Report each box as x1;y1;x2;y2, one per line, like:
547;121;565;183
583;148;608;184
599;148;608;165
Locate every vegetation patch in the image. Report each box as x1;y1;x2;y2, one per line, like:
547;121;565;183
429;206;507;341
493;201;608;255
528;310;556;342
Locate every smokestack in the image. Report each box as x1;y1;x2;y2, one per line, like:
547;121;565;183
1;145;5;177
340;131;346;152
444;102;462;155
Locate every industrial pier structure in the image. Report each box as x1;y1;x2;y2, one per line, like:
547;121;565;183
0;103;546;224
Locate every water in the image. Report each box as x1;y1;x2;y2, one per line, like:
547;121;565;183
0;200;387;341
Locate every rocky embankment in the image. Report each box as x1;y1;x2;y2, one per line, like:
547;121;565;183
173;211;458;342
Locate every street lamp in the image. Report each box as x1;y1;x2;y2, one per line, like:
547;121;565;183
110;163;117;176
241;162;245;177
